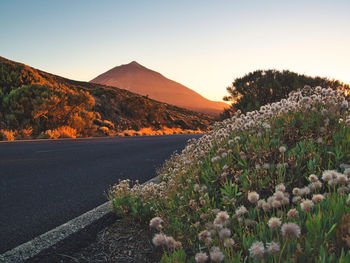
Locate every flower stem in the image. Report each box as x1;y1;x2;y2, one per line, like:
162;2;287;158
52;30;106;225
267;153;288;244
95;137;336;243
278;240;288;263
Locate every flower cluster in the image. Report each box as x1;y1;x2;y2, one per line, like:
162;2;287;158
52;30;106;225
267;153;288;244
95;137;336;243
108;86;350;262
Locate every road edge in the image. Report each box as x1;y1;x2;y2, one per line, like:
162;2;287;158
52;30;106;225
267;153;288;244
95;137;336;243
0;177;159;263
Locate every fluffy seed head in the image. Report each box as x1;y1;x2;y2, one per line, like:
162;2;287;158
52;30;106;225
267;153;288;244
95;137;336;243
235;206;247;217
248;191;260;204
272;200;281;208
214;211;229;226
210;247;224;262
344;168;350;176
219;228;231;240
268;217;282;230
300;199;314;212
312;194;324;204
165;236;181;250
198;230;211;241
287;208;300;219
338;186;349;195
336;174;348;184
152;233;167;246
194;184;200;192
274;191;284;201
266;242;280;254
292;196;302;204
275;183;286;192
149;217;163;231
195;252;208;263
257;199;266;209
249;241;265;259
293;188;301;195
300;187;310;196
313;181;323;189
281;197;290;206
279;146;287;153
224;238;235;248
328;179;337;187
262;202;271;212
281;223;301;239
267;196;275;204
322;170;335;182
308;174;318;182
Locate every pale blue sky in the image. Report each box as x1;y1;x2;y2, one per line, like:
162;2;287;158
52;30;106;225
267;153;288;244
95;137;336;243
1;0;349;102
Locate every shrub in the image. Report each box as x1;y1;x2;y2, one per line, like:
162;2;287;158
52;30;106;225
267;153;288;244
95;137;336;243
21;127;33;139
39;126;78;139
1;84;97;136
0;129;15;141
109;86;350;262
98;126;110;134
54;126;78;138
224;70;350;114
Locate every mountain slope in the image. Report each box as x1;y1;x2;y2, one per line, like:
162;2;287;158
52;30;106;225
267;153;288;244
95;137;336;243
90;61;228;116
0;56;214;139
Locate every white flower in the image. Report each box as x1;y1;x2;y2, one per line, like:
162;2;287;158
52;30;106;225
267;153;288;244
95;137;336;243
235;206;247;217
149;217;163;231
219;228;231;240
281;223;301;239
268;217;281;230
249;241;265;259
195;252;208;263
300;199;314;212
224;238;235;248
312;194;324;204
152;233;166;246
308;174;318;182
279;146;287;153
210;247;224;262
275;183;286;192
266;242;280;254
248;191;260;204
287;208;299;219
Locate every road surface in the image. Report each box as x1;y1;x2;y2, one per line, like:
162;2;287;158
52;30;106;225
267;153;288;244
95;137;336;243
0;134;201;253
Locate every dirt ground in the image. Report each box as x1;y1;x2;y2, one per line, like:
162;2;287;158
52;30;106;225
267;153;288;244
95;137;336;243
56;218;162;263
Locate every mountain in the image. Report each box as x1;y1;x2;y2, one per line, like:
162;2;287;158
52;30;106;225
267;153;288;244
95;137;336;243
90;61;228;116
0;56;214;140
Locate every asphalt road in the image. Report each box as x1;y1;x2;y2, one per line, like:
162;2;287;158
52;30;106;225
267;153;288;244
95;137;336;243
0;134;201;253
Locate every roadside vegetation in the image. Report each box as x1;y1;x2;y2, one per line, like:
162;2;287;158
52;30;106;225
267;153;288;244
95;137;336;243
109;86;350;262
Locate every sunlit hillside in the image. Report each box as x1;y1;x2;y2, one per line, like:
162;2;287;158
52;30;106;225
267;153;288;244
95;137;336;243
0;56;214;140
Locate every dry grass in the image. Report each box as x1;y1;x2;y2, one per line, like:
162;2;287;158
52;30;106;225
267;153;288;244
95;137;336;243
118;126;204;137
39;126;78;139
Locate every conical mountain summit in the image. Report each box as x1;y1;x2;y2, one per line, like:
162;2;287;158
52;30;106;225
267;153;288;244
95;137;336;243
90;61;228;116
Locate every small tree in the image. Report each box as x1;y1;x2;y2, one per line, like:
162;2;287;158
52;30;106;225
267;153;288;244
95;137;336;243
224;69;349;113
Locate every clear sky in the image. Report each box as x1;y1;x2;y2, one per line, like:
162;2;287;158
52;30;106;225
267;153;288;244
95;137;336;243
1;0;349;102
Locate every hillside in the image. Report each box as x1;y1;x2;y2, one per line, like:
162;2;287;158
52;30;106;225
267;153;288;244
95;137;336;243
90;61;228;116
0;56;214;140
109;86;350;262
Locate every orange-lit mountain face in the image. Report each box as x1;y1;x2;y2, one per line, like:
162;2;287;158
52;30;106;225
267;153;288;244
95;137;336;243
90;61;228;116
